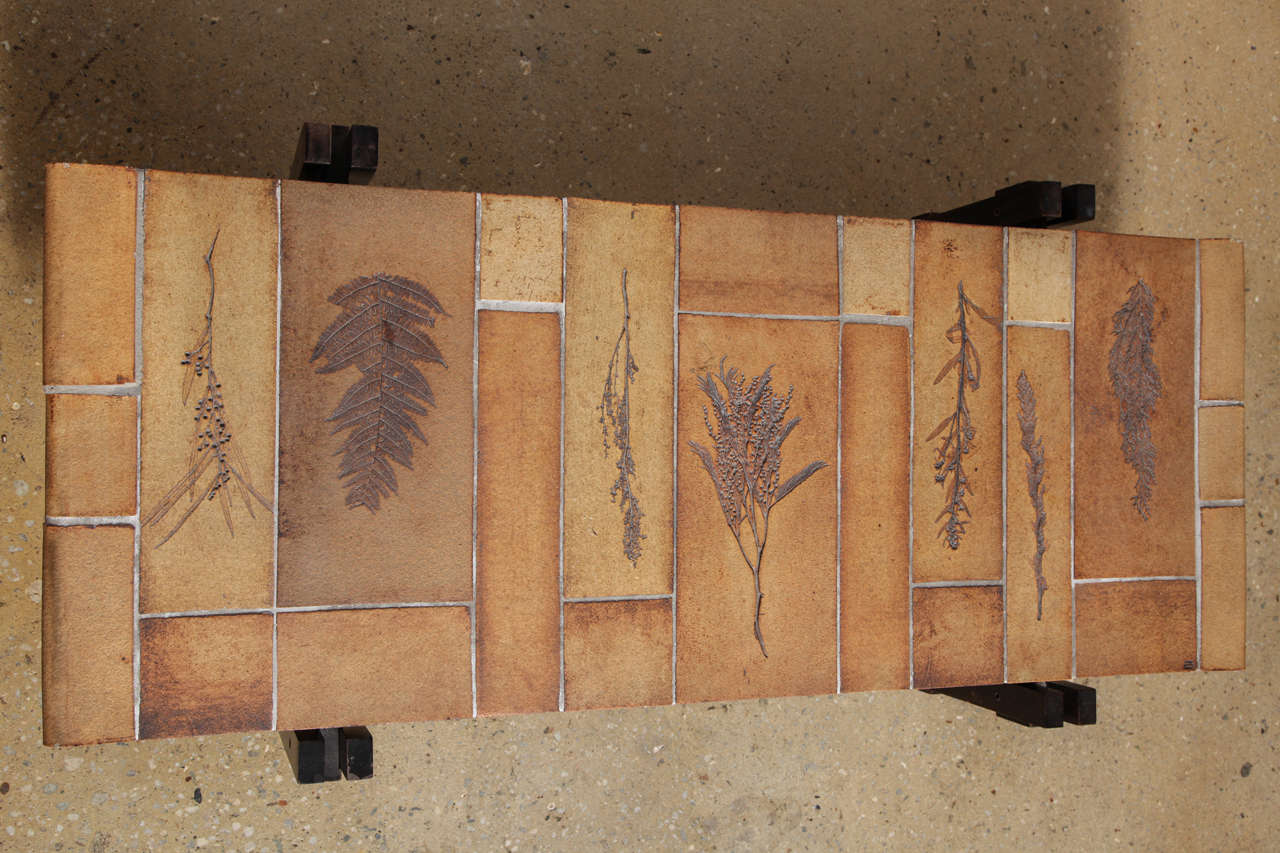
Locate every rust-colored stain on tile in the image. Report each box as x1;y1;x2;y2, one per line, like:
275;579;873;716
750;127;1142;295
277;607;472;730
678;205;838;316
1201;506;1246;671
841;217;910;316
912;585;1004;689
1198;405;1244;502
840;323;910;691
1075;580;1196;676
1198;239;1245;401
1007;227;1073;324
476;311;561;716
1074;232;1195;578
564;600;672;711
139;614;272;739
479;194;563;302
44;394;136;518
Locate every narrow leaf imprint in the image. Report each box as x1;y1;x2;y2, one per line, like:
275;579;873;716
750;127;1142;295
1016;370;1049;620
598;269;645;566
1107;278;1161;520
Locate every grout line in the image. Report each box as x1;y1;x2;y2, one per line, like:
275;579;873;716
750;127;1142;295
1194;239;1203;669
1073;576;1197;585
46;515;138;527
564;594;673;604
1006;319;1071;330
671;204;681;706
42;383;140;396
835;215;844;694
558;196;568;714
271;179;282;730
912;579;1004;588
677;309;840;323
1069;230;1078;679
471;192;481;719
907;219;916;689
1201;498;1245;508
476;298;564;314
1198;399;1244;408
140;601;477;619
841;312;912;327
132;168;145;741
1000;227;1009;684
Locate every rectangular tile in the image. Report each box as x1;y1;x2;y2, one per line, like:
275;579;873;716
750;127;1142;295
41;525;135;746
476;311;561;716
43;163;137;385
840;323;910;691
1007;227;1073;324
911;221;1005;581
277;607;472;729
912;585;1004;689
480;194;563;302
44;394;137;518
1199;239;1245;401
564;199;675;597
1075;580;1196;676
1199;405;1244;502
564;600;672;711
676;315;838;702
678;205;838;316
138;171;278;613
1201;506;1246;671
1074;232;1196;578
278;182;475;605
1005;327;1073;682
841;217;910;316
139;614;272;739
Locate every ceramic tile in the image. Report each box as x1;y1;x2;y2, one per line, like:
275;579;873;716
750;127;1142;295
564;198;675;597
911;221;1005;581
1074;232;1196;578
44;394;136;518
1198;405;1244;502
476;311;561;716
43;163;137;385
564;600;672;711
1198;238;1245;401
137;171;278;613
277;182;475;605
678;205;838;316
41;525;135;746
1074;580;1196;676
139;614;272;739
1007;227;1073;324
839;323;910;691
277;607;472;729
1201;506;1246;671
676;315;838;702
479;194;563;302
1004;327;1073;682
841;217;910;316
912;585;1004;689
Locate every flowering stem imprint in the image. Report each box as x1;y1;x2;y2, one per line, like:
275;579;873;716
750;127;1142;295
1016;370;1049;620
598;269;644;566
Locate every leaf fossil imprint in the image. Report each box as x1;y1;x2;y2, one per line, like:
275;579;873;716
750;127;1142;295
311;273;448;512
1015;370;1049;621
1108;278;1161;520
598;269;645;566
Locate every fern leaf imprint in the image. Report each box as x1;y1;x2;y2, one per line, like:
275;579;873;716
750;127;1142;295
1107;278;1161;520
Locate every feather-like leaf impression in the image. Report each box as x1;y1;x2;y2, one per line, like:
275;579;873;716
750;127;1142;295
1107;278;1161;520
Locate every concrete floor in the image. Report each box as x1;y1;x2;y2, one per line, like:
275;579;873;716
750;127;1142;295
1;1;1277;849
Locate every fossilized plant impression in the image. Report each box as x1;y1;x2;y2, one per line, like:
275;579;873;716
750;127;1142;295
598;269;645;566
1108;278;1162;520
311;273;448;513
143;231;273;547
688;359;828;658
1016;371;1049;620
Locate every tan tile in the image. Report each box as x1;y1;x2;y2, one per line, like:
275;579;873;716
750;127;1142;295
676;315;838;702
912;221;1004;581
480;194;563;302
1007;227;1073;324
1074;232;1196;578
41;525;135;746
1199;239;1245;401
277;607;472;729
43;163;137;385
679;205;837;316
1201;506;1246;671
1075;580;1196;676
841;217;910;316
840;323;910;691
476;311;561;716
138;171;277;613
1199;406;1244;502
564;600;671;711
1005;327;1072;682
44;394;136;518
139;614;272;739
564;199;675;597
278;182;475;605
912;586;1004;689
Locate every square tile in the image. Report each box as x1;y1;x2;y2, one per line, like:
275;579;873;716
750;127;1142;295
1075;580;1196;676
44;394;136;518
564;600;671;711
912;585;1004;689
841;217;910;316
480;194;563;302
1007;227;1073;324
1198;405;1244;502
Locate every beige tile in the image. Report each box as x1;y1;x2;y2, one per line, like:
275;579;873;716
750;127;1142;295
841;217;910;316
564;600;671;711
1199;239;1245;401
1198;405;1244;502
1007;227;1073;324
1201;506;1246;671
1075;580;1196;676
912;586;1004;689
480;194;563;302
44;394;136;518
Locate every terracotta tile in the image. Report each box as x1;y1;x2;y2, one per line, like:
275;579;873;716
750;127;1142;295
41;525;135;746
678;205;837;316
44;394;136;518
1007;227;1073;324
840;323;910;691
278;182;475;605
1198;406;1244;502
139;614;272;739
1075;580;1196;676
841;217;910;316
676;315;838;702
43;163;137;385
1201;506;1246;671
1004;327;1072;682
912;221;1005;581
480;194;563;302
138;171;278;613
1198;239;1245;401
476;311;561;716
564;199;675;597
1074;232;1196;578
912;585;1004;689
564;600;671;711
277;607;472;729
